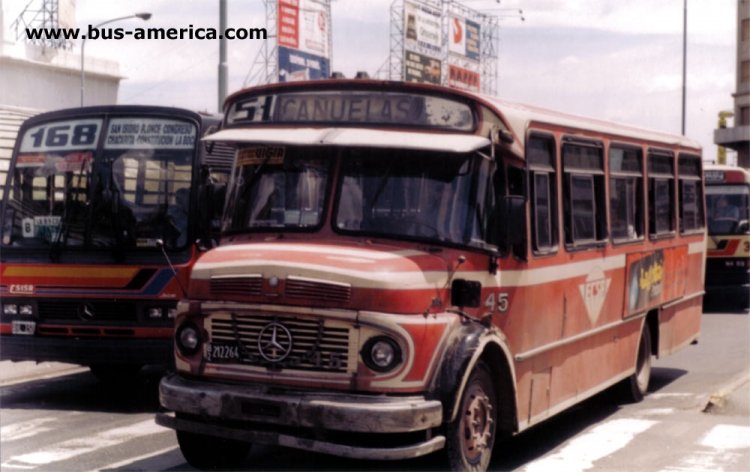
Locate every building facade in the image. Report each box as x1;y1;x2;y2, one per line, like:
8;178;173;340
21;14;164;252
715;0;750;168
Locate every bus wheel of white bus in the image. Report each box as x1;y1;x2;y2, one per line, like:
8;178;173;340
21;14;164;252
624;324;652;402
177;430;250;469
445;361;497;472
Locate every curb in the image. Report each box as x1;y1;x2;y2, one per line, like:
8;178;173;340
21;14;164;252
0;362;88;387
703;369;750;413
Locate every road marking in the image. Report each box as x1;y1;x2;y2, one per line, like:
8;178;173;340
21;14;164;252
86;445;182;472
522;419;657;472
1;419;167;469
0;416;60;442
700;424;750;450
664;424;750;471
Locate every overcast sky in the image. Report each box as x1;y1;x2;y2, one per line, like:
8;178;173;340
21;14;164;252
5;0;739;163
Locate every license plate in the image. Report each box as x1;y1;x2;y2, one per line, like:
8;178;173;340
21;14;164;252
205;342;241;362
12;320;36;335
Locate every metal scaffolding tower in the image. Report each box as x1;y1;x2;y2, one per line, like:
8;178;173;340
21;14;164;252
388;0;499;95
11;0;72;50
244;0;279;87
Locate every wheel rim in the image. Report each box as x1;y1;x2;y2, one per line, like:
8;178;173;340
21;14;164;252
460;383;494;463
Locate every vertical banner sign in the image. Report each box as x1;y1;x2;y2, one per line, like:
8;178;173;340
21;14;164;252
403;0;443;84
277;0;331;82
447;14;481;92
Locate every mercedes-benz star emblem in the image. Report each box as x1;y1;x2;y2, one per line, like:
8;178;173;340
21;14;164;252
257;322;293;362
78;303;96;321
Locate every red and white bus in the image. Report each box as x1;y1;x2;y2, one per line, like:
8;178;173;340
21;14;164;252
704;164;750;310
156;80;705;470
0;106;232;380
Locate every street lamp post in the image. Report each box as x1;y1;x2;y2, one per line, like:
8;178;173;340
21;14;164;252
80;12;152;107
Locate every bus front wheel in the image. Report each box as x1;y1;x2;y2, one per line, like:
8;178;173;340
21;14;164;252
445;361;497;472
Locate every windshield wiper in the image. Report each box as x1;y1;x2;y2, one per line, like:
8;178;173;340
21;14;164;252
225;153;275;226
50;159;89;261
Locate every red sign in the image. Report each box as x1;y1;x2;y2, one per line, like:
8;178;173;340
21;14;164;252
448;65;480;92
278;0;299;49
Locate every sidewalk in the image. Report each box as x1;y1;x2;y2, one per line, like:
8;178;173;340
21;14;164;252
0;360;87;387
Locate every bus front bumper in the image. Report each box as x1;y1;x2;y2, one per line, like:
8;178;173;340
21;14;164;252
156;372;446;460
0;334;173;365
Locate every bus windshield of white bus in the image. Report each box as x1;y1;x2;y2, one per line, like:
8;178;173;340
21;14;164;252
2;116;198;254
706;185;750;235
223;146;494;248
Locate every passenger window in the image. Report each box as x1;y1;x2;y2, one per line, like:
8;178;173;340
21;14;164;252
648;151;675;238
527;134;557;254
609;146;644;242
678;154;704;233
563;140;606;247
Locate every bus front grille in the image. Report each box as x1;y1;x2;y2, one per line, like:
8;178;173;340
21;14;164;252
37;300;138;322
209;313;351;373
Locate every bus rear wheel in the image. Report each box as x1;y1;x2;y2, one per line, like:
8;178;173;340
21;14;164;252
623;323;652;402
176;430;250;470
445;361;497;472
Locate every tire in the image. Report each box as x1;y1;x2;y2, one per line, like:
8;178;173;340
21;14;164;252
177;430;250;470
623;323;652;403
445;361;497;472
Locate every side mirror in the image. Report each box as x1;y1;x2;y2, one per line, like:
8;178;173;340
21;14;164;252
196;180;226;245
451;279;482;308
503;195;526;247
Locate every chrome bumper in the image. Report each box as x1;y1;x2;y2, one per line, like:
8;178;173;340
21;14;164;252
157;373;445;460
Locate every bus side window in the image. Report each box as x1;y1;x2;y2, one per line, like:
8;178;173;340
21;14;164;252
562;140;606;248
648;150;676;238
609;145;644;242
527;134;558;254
678;154;704;234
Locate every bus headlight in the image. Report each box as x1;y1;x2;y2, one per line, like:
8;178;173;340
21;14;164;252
176;322;202;356
19;305;34;316
361;336;402;373
3;304;18;315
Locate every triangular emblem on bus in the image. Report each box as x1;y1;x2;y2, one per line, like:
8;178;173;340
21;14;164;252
579;267;611;325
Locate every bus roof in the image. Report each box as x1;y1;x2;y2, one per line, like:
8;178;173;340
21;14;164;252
19;105;206;127
222;80;702;156
704;164;750;185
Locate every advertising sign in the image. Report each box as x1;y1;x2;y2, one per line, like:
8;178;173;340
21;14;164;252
448;65;480;92
449;16;480;61
277;0;331;82
404;0;442;58
404;50;442;85
279;46;330;82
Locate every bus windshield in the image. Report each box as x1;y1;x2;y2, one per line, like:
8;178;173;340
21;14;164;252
2;116;197;253
223;146;494;248
336;149;490;245
706;184;750;235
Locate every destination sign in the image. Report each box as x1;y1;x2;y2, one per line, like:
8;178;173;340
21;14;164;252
226;90;474;131
104;118;197;150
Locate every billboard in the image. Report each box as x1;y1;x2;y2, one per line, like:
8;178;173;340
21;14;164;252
403;0;442;84
448;15;480;61
277;0;331;82
448;64;480;92
404;50;441;85
279;46;330;81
